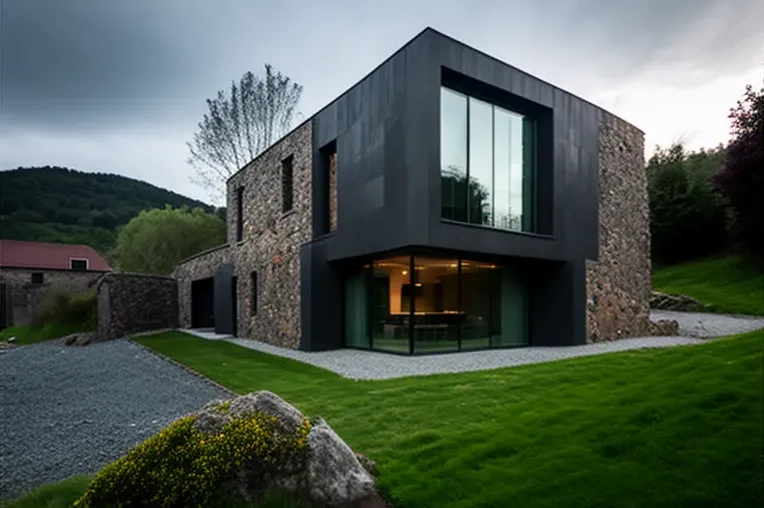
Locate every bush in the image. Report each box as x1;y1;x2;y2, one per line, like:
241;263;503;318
647;143;730;265
32;290;97;328
74;413;311;508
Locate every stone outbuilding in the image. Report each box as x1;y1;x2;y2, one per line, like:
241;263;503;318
0;239;111;328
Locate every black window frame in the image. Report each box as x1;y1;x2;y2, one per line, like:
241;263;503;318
30;272;44;284
69;259;88;271
281;155;294;213
235;186;244;242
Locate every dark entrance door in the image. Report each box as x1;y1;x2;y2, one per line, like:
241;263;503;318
214;263;237;335
191;278;215;329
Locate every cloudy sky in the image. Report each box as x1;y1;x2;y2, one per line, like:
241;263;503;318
2;0;763;204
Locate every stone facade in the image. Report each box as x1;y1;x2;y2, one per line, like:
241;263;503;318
586;113;652;342
97;272;178;340
329;152;338;233
174;122;312;348
0;268;104;326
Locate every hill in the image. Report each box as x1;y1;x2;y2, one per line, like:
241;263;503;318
0;166;216;255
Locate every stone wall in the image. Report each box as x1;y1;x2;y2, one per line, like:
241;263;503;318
586;112;652;342
227;121;313;348
329;152;338;232
174;122;312;348
0;268;104;326
97;272;178;340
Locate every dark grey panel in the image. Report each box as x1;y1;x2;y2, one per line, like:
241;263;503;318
213;263;235;335
299;240;343;351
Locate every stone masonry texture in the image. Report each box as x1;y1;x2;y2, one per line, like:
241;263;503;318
0;268;104;326
97;272;178;340
174;122;312;348
586;113;652;342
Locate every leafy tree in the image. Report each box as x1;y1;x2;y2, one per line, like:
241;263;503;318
647;143;729;265
112;206;226;275
187;65;303;202
712;84;764;260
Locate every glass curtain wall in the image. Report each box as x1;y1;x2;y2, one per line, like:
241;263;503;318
440;86;535;232
344;255;529;354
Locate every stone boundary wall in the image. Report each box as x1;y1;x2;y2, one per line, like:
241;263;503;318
97;272;178;341
586;112;652;342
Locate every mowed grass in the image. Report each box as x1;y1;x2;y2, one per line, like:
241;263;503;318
0;322;93;345
653;256;764;316
0;476;91;508
123;330;764;508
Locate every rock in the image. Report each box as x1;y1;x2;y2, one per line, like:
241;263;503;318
650;291;705;312
355;452;377;474
193;407;233;435
228;390;305;432
307;417;376;506
7;336;16;343
649;319;680;336
62;332;95;346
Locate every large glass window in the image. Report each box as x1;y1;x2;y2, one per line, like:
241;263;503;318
441;87;534;232
343;254;529;354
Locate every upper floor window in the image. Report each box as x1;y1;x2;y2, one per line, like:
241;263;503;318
440;86;535;232
30;272;44;284
235;186;244;242
70;258;88;271
282;155;294;213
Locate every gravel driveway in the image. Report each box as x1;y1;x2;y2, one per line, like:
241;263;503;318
0;340;230;500
650;310;764;338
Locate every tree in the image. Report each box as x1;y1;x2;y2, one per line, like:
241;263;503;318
647;143;729;265
712;84;764;260
187;65;303;202
112;206;226;275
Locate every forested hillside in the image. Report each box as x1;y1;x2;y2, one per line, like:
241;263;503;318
0;166;215;254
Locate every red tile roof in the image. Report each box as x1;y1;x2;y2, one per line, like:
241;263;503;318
0;240;112;271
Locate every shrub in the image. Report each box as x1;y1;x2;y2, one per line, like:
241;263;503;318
647;143;729;265
32;290;97;328
74;414;312;508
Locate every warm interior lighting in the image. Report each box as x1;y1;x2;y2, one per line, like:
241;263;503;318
415;282;422;287
449;263;457;268
402;270;408;275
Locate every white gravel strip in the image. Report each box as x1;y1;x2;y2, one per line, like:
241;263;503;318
650;310;764;338
182;330;704;381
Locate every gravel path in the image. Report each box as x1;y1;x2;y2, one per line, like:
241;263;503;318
0;340;230;500
650;310;764;338
182;330;704;381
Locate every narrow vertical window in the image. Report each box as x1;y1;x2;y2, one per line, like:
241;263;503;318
250;271;258;315
235;186;244;242
281;156;294;213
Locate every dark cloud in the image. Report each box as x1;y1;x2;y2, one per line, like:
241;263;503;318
1;0;761;203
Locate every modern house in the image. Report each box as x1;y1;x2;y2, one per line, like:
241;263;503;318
0;239;112;328
174;27;651;354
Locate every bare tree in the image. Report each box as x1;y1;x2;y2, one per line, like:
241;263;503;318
187;64;303;202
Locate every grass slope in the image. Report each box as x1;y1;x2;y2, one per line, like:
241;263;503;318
129;331;763;508
653;256;764;316
7;331;762;507
0;323;93;345
0;476;90;508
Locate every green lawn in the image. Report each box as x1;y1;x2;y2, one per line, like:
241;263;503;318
7;330;763;507
653;256;764;316
0;476;91;508
0;322;93;346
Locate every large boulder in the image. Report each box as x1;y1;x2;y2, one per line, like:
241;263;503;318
650;291;705;312
190;391;381;507
63;332;96;346
307;418;376;506
648;319;680;336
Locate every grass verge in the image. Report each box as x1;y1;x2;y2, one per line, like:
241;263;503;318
653;255;764;316
6;330;763;508
0;322;93;346
0;476;91;508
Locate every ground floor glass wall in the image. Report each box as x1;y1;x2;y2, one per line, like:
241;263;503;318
344;254;529;354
